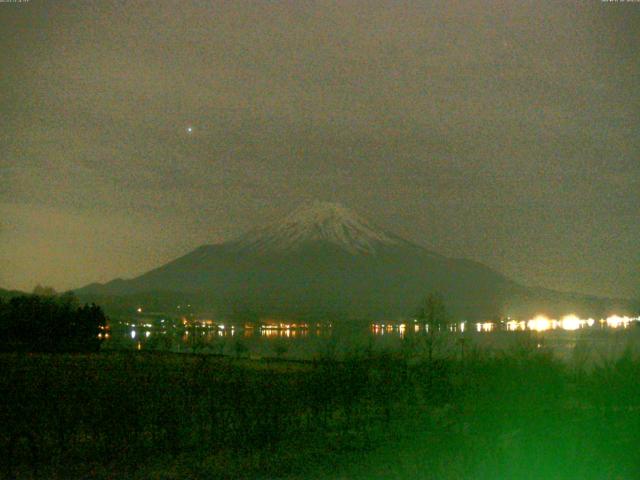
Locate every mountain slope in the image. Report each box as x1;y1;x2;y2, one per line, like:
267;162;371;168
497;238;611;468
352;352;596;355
75;202;630;320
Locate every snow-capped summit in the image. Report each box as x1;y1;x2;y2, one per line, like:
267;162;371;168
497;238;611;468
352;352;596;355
233;201;403;254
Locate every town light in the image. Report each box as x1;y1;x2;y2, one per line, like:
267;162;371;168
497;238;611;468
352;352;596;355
527;315;551;332
560;314;582;331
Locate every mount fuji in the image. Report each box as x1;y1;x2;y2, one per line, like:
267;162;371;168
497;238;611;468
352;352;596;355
75;202;628;321
233;201;407;255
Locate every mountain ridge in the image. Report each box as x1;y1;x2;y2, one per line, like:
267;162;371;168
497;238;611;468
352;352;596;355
75;202;633;320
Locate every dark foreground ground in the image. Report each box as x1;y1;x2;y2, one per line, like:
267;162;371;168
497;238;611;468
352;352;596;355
1;345;640;479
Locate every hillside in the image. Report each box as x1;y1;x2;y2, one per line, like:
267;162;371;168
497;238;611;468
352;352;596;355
75;202;632;321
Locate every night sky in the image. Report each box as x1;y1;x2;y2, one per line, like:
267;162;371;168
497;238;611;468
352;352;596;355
1;1;638;299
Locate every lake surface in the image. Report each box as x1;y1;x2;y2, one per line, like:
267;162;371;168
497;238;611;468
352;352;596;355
102;315;640;364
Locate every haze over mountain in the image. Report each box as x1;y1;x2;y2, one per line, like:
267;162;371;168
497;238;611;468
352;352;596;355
76;202;632;321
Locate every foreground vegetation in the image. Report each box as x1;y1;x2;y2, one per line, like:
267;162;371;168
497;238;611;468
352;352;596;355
1;345;640;479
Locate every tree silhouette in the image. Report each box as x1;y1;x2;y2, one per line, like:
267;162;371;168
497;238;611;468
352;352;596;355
0;293;107;353
32;284;57;297
416;292;449;361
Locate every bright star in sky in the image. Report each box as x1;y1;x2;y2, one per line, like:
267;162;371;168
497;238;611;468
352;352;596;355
186;126;193;134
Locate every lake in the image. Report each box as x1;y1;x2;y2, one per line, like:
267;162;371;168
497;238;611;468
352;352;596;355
102;314;640;364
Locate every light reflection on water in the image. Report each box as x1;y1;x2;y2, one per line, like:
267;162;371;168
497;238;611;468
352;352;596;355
104;314;640;362
112;323;329;345
117;315;638;343
368;315;637;336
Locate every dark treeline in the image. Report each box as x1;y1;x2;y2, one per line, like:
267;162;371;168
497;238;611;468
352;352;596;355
1;349;640;479
0;294;106;353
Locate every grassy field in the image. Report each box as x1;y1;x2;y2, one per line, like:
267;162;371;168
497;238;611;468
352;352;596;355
1;347;640;479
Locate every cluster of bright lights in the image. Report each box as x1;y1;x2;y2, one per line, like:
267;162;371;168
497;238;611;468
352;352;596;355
122;313;639;344
524;314;611;332
371;324;396;335
605;315;633;328
558;314;594;330
476;322;494;332
527;315;554;332
261;322;310;331
494;314;634;333
559;314;580;331
506;320;526;331
130;328;154;339
371;314;638;336
373;322;467;335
